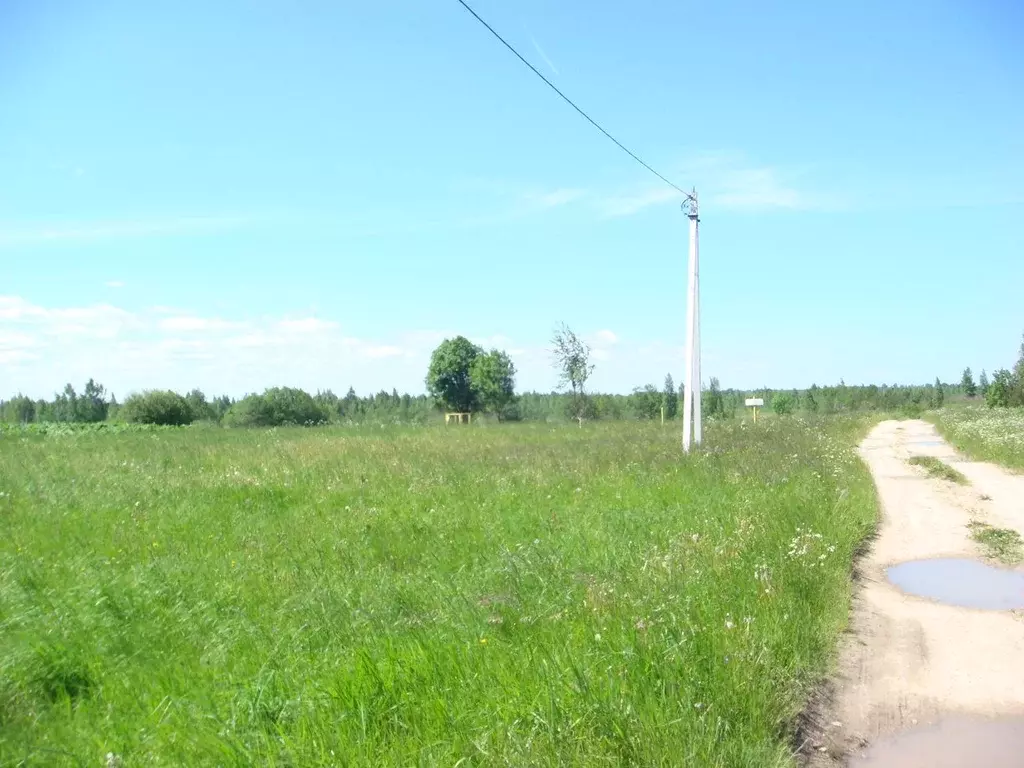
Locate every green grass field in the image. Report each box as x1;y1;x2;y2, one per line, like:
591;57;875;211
0;418;876;766
929;405;1024;471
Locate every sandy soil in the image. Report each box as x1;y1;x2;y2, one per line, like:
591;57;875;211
803;419;1024;764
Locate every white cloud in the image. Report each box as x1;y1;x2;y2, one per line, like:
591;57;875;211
711;167;806;210
363;345;404;359
675;151;836;212
105;280;125;289
1;297;695;399
598;188;682;217
0;215;249;248
276;318;340;333
0;296;136;338
158;316;243;332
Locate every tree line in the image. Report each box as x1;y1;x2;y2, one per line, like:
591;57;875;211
4;332;1022;427
959;334;1024;408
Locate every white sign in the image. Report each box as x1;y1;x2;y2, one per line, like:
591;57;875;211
745;398;764;407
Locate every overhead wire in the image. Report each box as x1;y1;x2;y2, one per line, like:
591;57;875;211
454;0;694;202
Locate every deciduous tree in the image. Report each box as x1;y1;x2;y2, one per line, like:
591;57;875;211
426;336;483;413
551;324;594;426
470;349;517;419
662;374;678;419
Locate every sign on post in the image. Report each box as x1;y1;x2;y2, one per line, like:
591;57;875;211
745;397;764;422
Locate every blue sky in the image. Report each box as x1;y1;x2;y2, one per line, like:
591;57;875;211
2;0;1022;399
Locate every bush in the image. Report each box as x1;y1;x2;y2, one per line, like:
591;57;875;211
223;387;327;427
771;392;795;416
120;391;194;426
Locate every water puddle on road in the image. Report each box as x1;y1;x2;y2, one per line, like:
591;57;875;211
887;558;1024;610
849;716;1024;767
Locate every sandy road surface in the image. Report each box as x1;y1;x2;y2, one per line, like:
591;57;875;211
806;419;1024;764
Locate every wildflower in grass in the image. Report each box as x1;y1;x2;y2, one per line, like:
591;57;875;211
724;615;735;630
479;638;487;645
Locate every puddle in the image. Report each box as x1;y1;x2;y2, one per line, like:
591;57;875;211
849;716;1024;767
887;558;1024;610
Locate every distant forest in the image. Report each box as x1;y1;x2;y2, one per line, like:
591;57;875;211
3;333;1021;428
0;377;983;428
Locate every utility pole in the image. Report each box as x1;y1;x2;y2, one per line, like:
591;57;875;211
682;189;701;453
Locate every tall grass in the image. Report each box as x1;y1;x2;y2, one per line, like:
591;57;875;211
0;418;876;766
929;405;1024;471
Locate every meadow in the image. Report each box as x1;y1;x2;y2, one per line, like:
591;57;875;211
930;405;1024;471
0;418;876;766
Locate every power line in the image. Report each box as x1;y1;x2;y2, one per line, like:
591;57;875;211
454;0;693;201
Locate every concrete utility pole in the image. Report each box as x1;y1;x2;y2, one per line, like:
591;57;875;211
682;189;701;453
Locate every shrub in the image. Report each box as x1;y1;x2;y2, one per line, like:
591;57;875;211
223;387;327;427
120;390;194;426
771;392;795;415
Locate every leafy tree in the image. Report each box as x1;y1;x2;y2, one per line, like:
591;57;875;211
702;377;726;420
961;367;976;398
314;389;341;420
184;389;216;422
551;324;594;426
932;377;944;408
1012;334;1024;407
662;374;678;419
979;369;990;396
224;387;328;427
470;349;517;419
629;385;661;420
804;384;819;414
211;395;233;421
121;390;194;426
1;394;36;423
986;369;1013;408
771;391;795;415
52;384;78;423
426;336;483;413
77;378;109;423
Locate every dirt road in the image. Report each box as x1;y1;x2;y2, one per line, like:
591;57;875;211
808;419;1024;765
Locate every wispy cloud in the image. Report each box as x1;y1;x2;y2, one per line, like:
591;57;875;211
276;318;339;333
105;280;125;289
523;188;587;208
710;167;809;210
0;215;250;248
529;34;560;76
158;316;245;332
598;188;682;217
679;151;838;212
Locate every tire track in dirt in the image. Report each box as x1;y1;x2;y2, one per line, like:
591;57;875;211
804;419;1024;766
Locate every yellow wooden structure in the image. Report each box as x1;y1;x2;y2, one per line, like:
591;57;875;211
445;412;471;425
